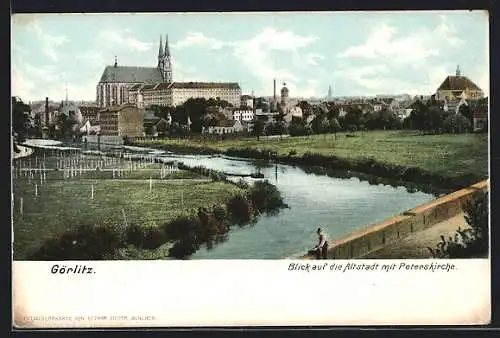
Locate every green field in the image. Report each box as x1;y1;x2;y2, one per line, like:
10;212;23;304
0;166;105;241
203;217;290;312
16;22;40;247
134;130;489;178
12;154;244;259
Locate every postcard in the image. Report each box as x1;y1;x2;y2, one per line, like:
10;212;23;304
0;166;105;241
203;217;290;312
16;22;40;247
11;10;490;328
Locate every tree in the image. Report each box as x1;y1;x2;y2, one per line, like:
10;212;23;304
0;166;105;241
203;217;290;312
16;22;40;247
442;113;472;134
428;191;488;258
252;119;265;140
311;115;329;134
343;107;363;128
12;97;31;144
328;118;341;139
458;104;473;126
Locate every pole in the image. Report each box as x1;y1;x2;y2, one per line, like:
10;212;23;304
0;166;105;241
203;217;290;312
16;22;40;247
91;184;94;200
149;177;152;193
122;208;128;227
20;197;23;215
35;183;38;197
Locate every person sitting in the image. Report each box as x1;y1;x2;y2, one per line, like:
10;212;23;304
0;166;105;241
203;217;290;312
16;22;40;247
312;227;328;259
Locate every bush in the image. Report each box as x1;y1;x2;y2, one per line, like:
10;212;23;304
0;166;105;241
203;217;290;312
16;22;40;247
227;194;253;225
442;113;472;134
29;223;126;260
248;180;287;215
428;191;488;258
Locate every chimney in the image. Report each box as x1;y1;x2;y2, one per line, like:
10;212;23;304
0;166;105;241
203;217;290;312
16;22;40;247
273;79;276;101
45;97;49;127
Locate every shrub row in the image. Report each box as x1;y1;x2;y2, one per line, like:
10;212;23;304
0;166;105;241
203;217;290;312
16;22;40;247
27;180;287;260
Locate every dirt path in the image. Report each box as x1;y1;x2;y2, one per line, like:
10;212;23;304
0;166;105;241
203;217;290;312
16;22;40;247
363;212;468;259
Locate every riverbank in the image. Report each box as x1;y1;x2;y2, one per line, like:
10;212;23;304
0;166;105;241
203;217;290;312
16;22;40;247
12;150;247;259
12;144;34;160
301;180;488;260
362;212;467;259
130;131;488;190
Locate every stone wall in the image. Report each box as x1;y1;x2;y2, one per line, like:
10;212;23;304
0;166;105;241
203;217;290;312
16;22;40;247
301;180;489;260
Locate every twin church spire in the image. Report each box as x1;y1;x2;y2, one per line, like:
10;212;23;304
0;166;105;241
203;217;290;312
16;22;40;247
158;34;172;83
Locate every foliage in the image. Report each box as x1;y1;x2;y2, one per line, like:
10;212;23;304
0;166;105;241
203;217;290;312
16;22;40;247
428;191;488;258
12;96;31;143
265;121;288;136
458;104;473;125
406;101;450;133
252;119;266;140
28;223;126;260
442;113;472;134
227;194;253;225
248;180;287;215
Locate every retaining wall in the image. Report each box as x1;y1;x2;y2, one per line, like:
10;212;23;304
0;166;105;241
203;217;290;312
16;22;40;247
301;180;489;260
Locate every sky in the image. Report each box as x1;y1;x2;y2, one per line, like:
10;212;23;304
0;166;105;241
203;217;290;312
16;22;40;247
11;11;489;102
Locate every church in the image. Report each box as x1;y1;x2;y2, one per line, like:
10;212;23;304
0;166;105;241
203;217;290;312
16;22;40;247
96;34;242;108
96;35;172;107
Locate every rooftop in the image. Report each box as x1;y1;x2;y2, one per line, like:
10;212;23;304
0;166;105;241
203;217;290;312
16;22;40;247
99;65;164;83
437;75;482;92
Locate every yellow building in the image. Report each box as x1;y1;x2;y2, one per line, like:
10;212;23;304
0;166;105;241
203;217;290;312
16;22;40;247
435;66;484;101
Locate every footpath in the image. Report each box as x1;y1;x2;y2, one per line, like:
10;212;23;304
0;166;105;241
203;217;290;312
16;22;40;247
362;212;468;259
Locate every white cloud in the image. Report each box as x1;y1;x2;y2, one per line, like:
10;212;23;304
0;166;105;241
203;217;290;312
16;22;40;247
30;21;69;62
11;61;98;102
172;32;232;50
232;27;319;95
305;53;325;66
337;16;463;64
333;16;468;95
12;67;36;101
76;50;107;68
98;29;153;52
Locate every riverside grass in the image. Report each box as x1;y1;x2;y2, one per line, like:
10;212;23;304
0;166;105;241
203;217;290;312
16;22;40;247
133;130;488;178
12;172;244;260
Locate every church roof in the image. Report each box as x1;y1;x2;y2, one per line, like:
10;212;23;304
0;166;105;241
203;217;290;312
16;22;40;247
170;82;240;89
437;76;482;92
99;66;163;83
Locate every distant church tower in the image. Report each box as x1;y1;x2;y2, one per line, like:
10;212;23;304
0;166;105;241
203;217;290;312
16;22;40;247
456;64;461;77
158;35;173;83
327;85;332;100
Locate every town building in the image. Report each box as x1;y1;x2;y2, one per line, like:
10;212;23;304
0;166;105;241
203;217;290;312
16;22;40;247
98;104;145;142
241;94;254;108
435;65;484;101
223;108;255;122
128;82;242;108
202;119;248;134
96;35;172;107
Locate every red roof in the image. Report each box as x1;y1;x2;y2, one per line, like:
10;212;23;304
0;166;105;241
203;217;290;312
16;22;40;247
437;76;482;92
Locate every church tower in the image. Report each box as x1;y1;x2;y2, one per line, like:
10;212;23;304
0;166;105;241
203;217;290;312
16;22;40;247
163;34;173;83
158;35;164;72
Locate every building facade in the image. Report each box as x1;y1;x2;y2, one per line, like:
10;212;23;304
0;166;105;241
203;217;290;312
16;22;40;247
128;82;242;108
96;35;172;107
436;66;484;101
98;104;145;138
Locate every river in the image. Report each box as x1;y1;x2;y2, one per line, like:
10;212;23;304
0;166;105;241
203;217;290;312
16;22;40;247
150;150;435;259
21;140;436;259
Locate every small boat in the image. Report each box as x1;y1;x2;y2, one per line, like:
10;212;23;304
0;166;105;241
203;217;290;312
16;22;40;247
250;172;264;179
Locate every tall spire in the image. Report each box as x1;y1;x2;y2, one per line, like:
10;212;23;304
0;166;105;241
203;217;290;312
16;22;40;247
164;34;170;57
158;35;164;58
456;65;461;76
65;82;68;103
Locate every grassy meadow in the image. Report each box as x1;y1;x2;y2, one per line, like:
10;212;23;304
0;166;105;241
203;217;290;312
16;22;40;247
12;153;244;259
134;130;489;178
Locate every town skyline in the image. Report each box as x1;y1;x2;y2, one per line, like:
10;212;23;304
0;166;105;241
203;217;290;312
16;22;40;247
12;11;489;102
